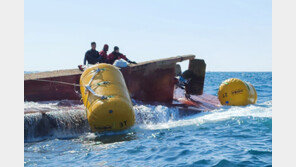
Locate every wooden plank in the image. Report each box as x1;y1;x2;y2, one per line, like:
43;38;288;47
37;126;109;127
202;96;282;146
24;55;195;80
24;69;82;80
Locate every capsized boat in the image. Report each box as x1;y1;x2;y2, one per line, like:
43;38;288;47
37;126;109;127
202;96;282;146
25;55;205;102
24;55;221;140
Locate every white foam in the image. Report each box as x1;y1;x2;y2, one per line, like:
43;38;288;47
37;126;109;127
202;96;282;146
24;100;84;113
134;104;179;124
135;101;272;130
24;100;272;141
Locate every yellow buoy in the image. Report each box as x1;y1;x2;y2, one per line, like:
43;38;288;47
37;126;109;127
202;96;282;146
80;63;135;132
218;78;257;106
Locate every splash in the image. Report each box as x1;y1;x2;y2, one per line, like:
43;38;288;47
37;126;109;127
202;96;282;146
24;101;90;142
135;101;272;130
24;100;271;142
134;104;179;124
24;100;83;113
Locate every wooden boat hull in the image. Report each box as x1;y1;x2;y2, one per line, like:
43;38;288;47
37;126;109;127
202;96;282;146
24;55;196;103
24;54;222;141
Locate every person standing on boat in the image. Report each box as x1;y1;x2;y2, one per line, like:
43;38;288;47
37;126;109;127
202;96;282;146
83;42;102;65
99;44;109;63
107;46;136;65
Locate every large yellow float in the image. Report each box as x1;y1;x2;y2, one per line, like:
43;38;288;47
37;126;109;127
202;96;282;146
80;63;135;132
218;78;257;106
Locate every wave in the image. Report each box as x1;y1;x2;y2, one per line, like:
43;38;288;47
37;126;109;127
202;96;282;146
135;101;272;130
24;100;271;142
247;149;272;156
24;108;90;143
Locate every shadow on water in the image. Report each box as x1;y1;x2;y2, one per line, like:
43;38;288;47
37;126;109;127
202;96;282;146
83;131;138;145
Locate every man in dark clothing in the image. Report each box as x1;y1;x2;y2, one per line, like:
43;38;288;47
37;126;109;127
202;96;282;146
83;42;101;65
107;46;136;64
99;44;109;63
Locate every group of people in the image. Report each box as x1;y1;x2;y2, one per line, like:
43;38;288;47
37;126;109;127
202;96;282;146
83;42;136;66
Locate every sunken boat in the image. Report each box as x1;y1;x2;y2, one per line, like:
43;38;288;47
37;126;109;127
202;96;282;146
24;55;220;142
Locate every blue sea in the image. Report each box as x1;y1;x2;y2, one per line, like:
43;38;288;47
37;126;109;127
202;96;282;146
24;72;272;167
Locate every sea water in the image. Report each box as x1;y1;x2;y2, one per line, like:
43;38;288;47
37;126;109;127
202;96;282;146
24;72;272;167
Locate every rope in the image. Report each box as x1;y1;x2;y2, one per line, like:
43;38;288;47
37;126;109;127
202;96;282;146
85;68;111;100
31;68;108;87
31;67;112;100
97;81;110;86
32;79;81;87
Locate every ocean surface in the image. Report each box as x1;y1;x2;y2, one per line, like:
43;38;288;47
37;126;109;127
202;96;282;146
24;72;272;167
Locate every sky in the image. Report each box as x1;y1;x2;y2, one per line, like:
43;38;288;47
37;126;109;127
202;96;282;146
25;0;271;72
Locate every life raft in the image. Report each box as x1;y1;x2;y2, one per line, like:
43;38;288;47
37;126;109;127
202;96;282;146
80;63;135;132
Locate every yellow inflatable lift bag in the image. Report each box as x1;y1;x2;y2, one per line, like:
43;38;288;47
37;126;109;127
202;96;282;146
80;63;135;132
218;78;257;106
